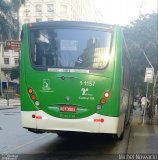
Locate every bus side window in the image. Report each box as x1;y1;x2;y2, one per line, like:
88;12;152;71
30;33;37;64
34;41;44;66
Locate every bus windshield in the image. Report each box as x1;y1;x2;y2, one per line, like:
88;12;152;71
30;28;111;70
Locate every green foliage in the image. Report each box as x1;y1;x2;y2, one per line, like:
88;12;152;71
124;13;158;95
11;0;25;10
0;1;11;11
0;0;25;41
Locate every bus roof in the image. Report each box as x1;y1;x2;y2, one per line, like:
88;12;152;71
24;21;116;31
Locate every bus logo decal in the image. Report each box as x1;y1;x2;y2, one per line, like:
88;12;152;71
79;88;94;100
42;79;51;91
81;88;88;95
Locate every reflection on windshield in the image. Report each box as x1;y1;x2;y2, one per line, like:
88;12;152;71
30;28;111;69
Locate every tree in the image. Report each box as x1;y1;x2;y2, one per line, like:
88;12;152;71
0;1;14;41
0;0;25;41
124;13;158;95
11;0;26;37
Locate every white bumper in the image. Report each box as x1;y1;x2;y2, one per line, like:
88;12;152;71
21;110;119;134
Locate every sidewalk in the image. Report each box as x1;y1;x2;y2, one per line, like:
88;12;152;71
128;107;158;154
0;98;20;110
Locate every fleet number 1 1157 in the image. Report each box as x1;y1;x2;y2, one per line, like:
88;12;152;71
80;81;95;87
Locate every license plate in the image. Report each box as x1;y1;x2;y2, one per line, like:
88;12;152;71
60;105;77;112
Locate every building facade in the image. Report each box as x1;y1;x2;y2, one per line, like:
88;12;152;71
0;42;20;97
1;0;100;96
19;0;98;27
0;42;19;82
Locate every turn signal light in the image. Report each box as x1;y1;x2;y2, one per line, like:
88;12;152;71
28;88;33;94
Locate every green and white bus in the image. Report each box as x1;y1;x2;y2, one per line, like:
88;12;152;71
20;21;133;139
